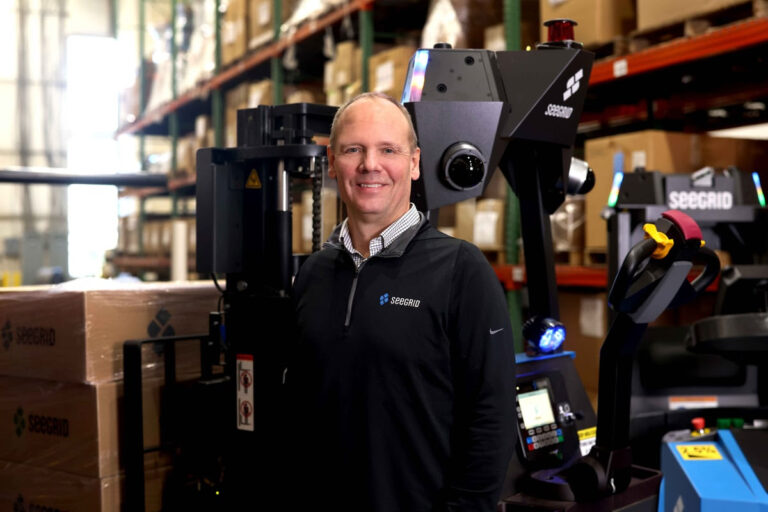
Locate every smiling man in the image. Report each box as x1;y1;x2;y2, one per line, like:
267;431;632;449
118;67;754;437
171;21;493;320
289;92;516;511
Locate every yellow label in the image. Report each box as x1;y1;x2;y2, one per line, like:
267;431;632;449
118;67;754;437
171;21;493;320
677;444;722;460
246;169;262;189
578;427;597;441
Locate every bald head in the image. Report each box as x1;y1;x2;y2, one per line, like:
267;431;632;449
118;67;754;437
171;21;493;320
329;92;418;153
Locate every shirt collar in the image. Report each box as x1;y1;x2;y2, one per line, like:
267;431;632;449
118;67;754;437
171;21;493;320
339;204;420;260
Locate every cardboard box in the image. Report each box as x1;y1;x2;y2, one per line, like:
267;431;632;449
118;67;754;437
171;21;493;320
186;217;197;254
248;79;274;108
484;22;537;51
0;375;170;477
637;0;746;31
225;82;251;147
248;0;295;49
334;41;359;87
474;198;505;250
285;84;324;104
324;59;336;90
584;130;701;250
0;460;169;512
540;0;635;47
0;281;218;383
368;46;416;101
558;291;608;399
222;0;248;66
325;87;343;106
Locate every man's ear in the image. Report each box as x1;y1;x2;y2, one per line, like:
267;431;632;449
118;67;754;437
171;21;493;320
410;147;421;181
327;145;336;179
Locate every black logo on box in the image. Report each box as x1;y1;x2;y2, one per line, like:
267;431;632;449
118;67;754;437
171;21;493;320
12;407;69;438
13;407;25;437
2;320;12;350
147;308;175;338
14;494;67;512
1;321;56;351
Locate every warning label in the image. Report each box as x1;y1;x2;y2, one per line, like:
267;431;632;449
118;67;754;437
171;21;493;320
677;444;722;460
237;354;255;432
246;169;262;189
578;427;597;456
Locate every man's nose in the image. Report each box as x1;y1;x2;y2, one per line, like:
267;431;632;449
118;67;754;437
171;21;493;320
360;149;380;172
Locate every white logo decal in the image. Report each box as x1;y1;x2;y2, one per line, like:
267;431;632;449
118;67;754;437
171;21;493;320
390;296;421;308
545;104;574;119
668;191;733;210
490;328;504;335
563;68;584;101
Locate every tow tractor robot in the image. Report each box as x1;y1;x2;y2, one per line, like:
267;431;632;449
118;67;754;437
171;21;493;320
122;19;726;512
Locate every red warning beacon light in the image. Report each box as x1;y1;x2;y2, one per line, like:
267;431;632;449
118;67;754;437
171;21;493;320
539;18;583;49
545;18;577;43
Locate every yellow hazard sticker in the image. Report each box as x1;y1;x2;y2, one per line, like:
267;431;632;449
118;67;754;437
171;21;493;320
246;169;262;189
677;444;722;460
578;427;597;441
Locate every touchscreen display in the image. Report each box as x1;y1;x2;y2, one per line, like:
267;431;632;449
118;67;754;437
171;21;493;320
518;388;556;430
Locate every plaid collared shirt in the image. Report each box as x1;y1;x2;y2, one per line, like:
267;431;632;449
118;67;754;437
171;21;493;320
339;204;420;269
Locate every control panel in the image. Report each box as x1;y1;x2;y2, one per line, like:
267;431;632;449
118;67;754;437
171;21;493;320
515;371;580;466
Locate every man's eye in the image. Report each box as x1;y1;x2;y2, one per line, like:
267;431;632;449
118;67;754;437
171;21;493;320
382;147;396;154
344;147;360;154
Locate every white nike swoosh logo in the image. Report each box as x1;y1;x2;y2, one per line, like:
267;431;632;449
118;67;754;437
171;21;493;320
489;328;504;335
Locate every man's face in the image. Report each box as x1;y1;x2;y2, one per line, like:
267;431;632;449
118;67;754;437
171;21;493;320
328;98;420;229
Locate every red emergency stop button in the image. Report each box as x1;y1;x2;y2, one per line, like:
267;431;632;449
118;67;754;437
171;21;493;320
691;417;706;431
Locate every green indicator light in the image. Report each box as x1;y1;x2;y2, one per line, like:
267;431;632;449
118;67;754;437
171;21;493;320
753;172;766;207
607;171;624;207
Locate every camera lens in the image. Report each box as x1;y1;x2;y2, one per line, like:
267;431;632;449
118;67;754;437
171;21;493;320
448;155;484;189
441;142;486;191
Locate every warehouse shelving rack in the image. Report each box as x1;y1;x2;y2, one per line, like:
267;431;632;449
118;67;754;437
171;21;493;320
111;1;768;288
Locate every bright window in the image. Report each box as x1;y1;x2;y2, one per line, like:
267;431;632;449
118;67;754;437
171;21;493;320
65;35;120;278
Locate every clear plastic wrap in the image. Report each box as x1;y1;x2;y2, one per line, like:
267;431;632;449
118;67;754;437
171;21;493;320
0;375;170;478
0;460;170;512
0;280;219;383
550;195;585;252
281;0;345;36
421;0;504;49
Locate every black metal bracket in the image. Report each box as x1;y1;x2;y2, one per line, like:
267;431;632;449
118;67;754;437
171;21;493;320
123;312;223;512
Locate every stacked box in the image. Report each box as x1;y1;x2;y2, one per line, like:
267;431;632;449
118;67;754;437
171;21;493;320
637;0;749;31
0;281;220;510
222;0;249;66
0;460;170;512
249;0;295;50
422;0;504;50
248;79;274;107
368;46;416;101
324;41;361;105
225;82;251;147
539;0;635;47
484;22;538;51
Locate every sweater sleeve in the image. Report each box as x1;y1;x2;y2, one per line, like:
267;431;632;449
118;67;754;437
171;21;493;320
442;242;517;512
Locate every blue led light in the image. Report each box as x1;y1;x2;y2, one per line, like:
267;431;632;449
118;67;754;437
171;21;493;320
538;325;566;353
607;171;624;207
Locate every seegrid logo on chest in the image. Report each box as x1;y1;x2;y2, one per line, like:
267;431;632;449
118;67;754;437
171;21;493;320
378;292;421;308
